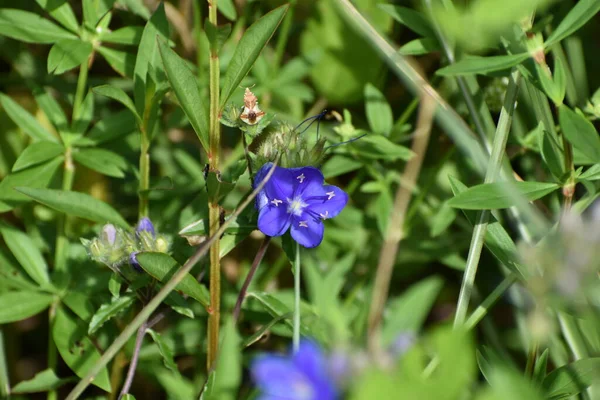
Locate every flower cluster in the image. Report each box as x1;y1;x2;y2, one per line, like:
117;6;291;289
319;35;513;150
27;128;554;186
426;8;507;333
255;163;348;248
82;217;169;272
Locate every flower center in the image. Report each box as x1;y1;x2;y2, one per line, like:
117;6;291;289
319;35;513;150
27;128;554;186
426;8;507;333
287;196;307;216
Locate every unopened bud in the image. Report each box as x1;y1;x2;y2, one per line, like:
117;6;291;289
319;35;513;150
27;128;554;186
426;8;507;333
102;224;117;246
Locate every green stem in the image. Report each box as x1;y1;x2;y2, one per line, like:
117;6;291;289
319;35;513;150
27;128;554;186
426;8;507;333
64;162;281;400
464;274;517;330
293;242;301;352
453;69;521;327
72;60;89;121
207;0;221;370
0;329;9;398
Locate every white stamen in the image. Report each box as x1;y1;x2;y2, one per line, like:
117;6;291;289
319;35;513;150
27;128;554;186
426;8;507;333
319;211;329;219
326;191;335;200
271;198;283;207
299;221;308;228
297;173;306;183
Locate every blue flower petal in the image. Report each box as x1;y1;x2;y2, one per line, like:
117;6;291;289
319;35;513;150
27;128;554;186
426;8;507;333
305;185;348;220
289;167;324;197
136;217;155;237
258;204;292;237
293;341;338;400
290;215;324;248
252;355;313;400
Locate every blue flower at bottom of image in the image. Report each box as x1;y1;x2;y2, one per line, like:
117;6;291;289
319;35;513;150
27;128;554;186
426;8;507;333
251;340;338;400
254;163;348;248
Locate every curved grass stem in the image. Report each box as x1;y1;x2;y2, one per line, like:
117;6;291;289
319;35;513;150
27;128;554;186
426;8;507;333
293;241;301;352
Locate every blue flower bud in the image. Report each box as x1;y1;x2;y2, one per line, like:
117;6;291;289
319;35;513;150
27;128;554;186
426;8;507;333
101;224;117;246
129;251;142;272
136;217;155;237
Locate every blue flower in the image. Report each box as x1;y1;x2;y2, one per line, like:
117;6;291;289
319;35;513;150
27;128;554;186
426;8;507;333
255;163;348;248
252;340;338;400
129;251;142;272
136;217;155;237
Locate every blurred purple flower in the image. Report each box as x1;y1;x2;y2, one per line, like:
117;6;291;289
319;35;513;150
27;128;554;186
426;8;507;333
255;163;348;248
136;217;155;237
252;340;338;400
129;251;142;272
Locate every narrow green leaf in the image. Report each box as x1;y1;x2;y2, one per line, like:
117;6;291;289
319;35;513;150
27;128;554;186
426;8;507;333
100;26;143;45
35;0;80;33
203;318;240;400
447;181;560;210
12;368;73;394
533;349;549;384
72;90;95;134
88;295;135;335
136;252;210;307
93;85;141;124
157;39;209;151
0;9;77;43
437;53;530;76
537;123;565;179
12;142;64;172
0;250;39;291
399;37;441;55
220;5;288;108
73;148;128;178
119;0;150;20
246;292;313;337
378;5;435;37
30;84;68;132
217;0;237;21
559;105;600;163
0;157;63;207
364;83;393;136
147;329;178;373
579;164;600;181
545;0;600;47
0;93;58;143
97;47;136;78
133;2;169;115
543;358;600;398
0;224;50;286
79;109;137;146
381;276;443;345
14;187;129;228
53;307;111;392
352;135;413;161
47;39;93;75
0;291;54;323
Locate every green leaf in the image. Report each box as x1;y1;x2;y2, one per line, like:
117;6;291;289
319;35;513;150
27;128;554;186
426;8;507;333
0;9;77;43
100;26;143;45
559;105;600;163
53;307;111;392
79;109;137;146
62;291;96;322
136;252;210;307
97;47;136;78
119;0;150;19
217;0;237;21
12;141;64;172
545;0;600;47
147;329;178;373
133;2;169;115
82;0;114;28
399;38;441;55
31;84;68;132
0;291;54;323
378;5;435;37
381;276;443;345
72;90;95;134
0;93;58;143
35;0;80;33
436;53;530;76
533;349;549;384
352;135;414;161
157;39;209;152
579;164;600;181
365;83;393;136
206;171;235;203
12;368;73;394
0;249;39;291
14;187;129;228
537;123;565;179
447;181;560;210
0;224;50;286
543;358;600;399
449;176;526;278
88;295;136;335
219;4;288;108
47;39;93;75
0;157;63;208
73;148;128;178
246;292;314;338
205;20;232;53
321;155;363;179
202;318;240;400
93;85;141;124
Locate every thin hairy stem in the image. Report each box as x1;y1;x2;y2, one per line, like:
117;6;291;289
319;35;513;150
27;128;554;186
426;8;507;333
118;323;147;399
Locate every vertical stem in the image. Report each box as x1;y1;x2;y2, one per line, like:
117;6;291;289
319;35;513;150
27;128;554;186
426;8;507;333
138;125;150;219
207;0;221;370
0;330;9;398
293;242;301;352
233;237;271;322
49;58;86;400
453;69;521;327
118;323;146;399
